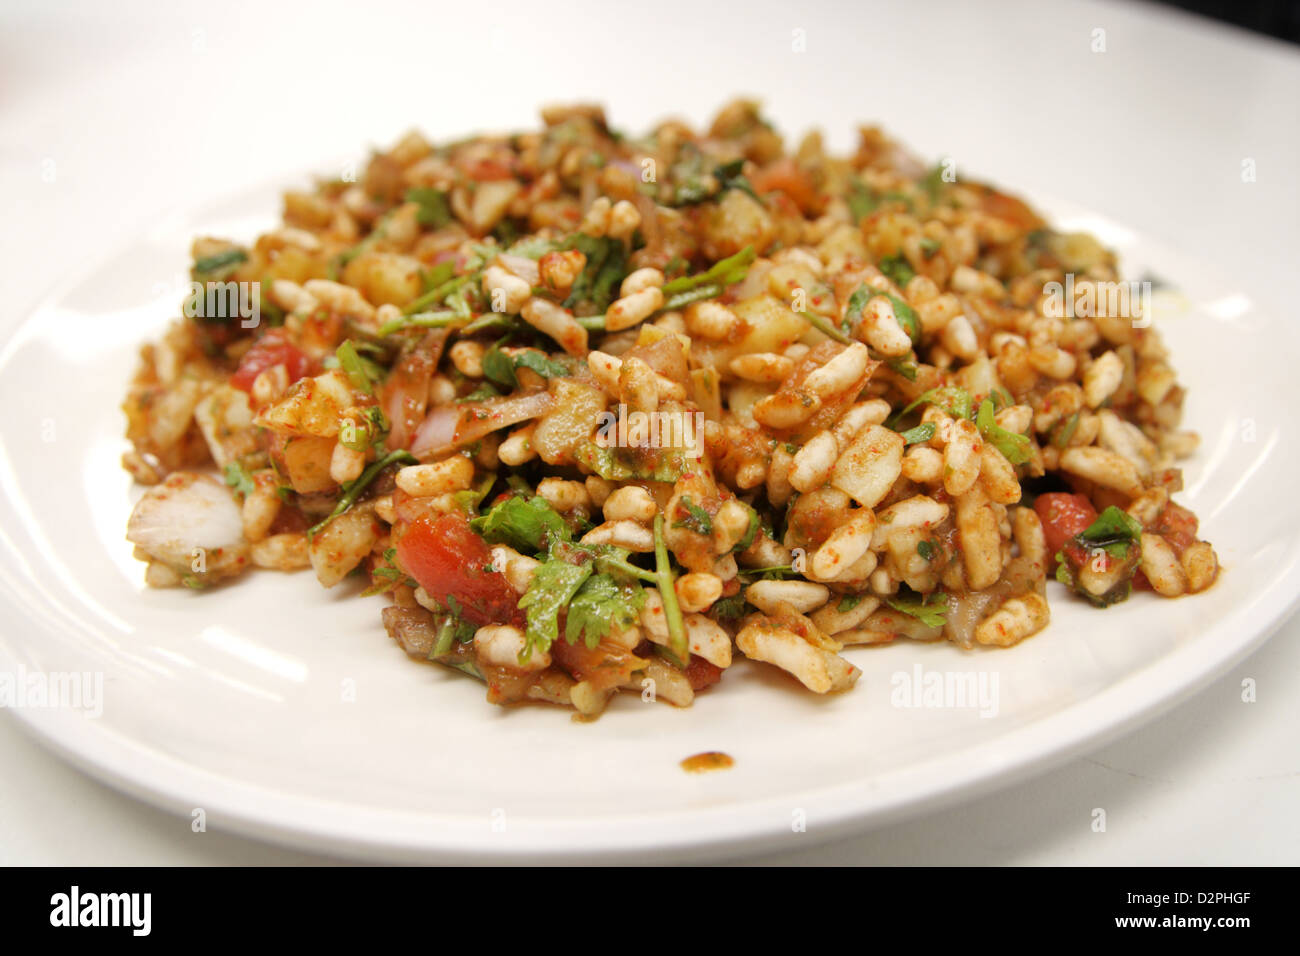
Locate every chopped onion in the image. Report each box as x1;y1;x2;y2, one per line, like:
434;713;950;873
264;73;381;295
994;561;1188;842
411;390;555;459
498;254;540;287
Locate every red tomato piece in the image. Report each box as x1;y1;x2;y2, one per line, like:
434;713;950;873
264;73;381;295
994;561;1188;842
231;332;311;392
684;655;722;692
751;158;819;214
551;639;644;694
1034;492;1099;558
395;513;524;628
459;156;514;181
980;189;1044;231
1154;502;1199;556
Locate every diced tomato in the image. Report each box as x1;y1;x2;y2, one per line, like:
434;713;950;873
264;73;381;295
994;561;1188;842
1034;492;1098;558
1066;540;1111;573
1153;502;1199;556
751;158;820;214
231;331;311;392
395;513;524;628
684;655;722;692
551;639;645;694
459;155;514;182
980;189;1043;231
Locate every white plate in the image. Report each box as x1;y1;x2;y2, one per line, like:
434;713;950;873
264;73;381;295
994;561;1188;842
0;182;1296;864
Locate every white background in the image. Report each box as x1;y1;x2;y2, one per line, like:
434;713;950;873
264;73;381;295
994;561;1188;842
1;0;1297;864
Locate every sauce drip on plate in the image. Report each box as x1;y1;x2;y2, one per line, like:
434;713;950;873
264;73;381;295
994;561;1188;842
680;751;734;773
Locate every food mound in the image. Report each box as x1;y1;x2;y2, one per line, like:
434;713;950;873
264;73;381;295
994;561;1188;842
122;100;1218;716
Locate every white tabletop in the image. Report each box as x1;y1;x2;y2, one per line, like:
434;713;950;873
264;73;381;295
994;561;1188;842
1;0;1297;864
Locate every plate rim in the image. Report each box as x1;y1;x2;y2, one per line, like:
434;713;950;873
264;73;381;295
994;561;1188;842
1;181;1296;863
5;585;1293;863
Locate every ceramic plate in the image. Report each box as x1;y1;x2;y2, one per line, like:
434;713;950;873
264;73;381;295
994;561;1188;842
0;182;1295;863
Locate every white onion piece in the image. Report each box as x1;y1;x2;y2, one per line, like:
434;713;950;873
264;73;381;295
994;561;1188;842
497;254;540;287
381;330;444;450
409;405;458;457
411;390;555;459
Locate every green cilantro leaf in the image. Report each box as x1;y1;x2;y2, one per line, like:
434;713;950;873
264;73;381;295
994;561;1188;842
847;179;879;224
713;595;748;619
483;345;570;389
222;460;255;498
871;291;921;343
308;449;415;538
573;441;688;483
335;339;382;395
877;254;915;288
885;588;948;628
673;496;713;535
192;248;247;281
975;398;1032;465
652;514;689;661
481;346;518;389
518;559;592;662
563;234;627;314
895;386;973;423
564;573;646;649
711;158;760;202
899;422;936;445
737;564;797;581
427;595;479;658
421;260;456;291
452;473;497;516
660;246;756;298
800;309;854;345
405;188;452;229
922;162;951;200
1078;505;1143;559
845;284;872;323
513;349;569;380
339;405;390;452
886;356;920;382
1052;411;1081;448
470;494;572;554
734;504;760;553
1053;506;1143;607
